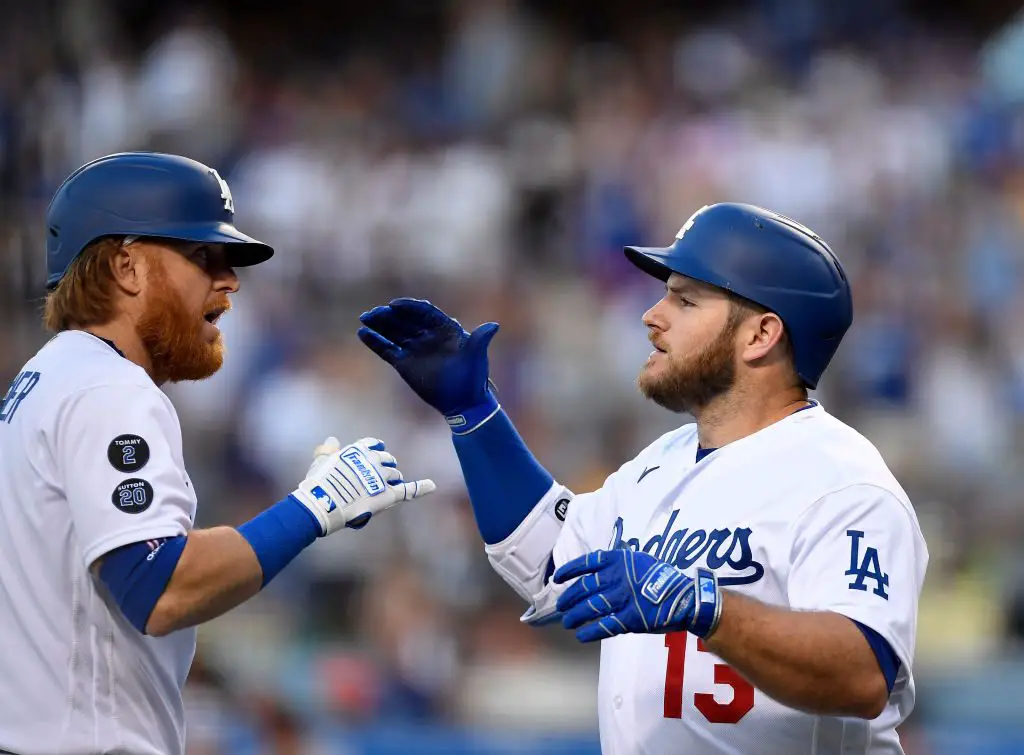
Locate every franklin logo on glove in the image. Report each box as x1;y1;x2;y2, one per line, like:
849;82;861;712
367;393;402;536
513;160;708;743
341;447;385;496
641;564;683;604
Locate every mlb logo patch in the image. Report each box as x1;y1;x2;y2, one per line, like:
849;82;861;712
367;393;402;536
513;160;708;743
312;486;336;513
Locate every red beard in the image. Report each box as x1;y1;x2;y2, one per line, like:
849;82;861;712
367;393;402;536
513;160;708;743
136;257;227;384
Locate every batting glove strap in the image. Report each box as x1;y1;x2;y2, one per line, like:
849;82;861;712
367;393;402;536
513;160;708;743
689;567;721;639
446;387;501;435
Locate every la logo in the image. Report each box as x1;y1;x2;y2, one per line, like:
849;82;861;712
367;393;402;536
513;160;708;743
845;530;889;600
675;205;710;239
208;168;235;213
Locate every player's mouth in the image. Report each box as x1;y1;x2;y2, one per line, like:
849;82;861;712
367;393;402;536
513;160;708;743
201;306;229;339
203;307;228;326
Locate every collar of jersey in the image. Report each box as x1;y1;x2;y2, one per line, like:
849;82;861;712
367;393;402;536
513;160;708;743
695;399;819;462
77;329;127;359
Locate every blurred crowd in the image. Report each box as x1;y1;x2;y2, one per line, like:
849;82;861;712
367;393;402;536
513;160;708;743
5;0;1024;751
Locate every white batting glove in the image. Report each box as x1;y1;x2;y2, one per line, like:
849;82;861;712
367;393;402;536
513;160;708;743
290;436;436;536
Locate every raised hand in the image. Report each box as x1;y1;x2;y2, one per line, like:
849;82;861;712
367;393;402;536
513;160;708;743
358;298;499;425
290;436;435;534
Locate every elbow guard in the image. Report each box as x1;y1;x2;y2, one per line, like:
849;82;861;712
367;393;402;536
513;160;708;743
484;482;573;618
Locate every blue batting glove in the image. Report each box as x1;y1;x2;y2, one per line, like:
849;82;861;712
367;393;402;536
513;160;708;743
553;549;721;643
357;298;500;432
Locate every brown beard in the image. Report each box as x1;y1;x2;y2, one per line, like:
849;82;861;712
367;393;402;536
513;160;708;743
136;256;227;384
637;318;739;415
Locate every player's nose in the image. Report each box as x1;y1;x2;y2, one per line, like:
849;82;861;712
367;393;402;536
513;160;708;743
212;265;240;294
642;301;667;331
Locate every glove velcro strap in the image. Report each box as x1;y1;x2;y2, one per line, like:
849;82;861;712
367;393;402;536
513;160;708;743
689;567;721;638
446;391;501;435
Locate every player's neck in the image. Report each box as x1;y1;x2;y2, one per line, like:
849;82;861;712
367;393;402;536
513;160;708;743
78;322;156;383
694;385;810;449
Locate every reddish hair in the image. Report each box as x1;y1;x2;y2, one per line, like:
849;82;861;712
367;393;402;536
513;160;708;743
43;238;123;332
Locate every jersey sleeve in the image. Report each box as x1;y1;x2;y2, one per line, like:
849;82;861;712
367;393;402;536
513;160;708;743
787;484;928;673
56;384;194;569
516;482;616;625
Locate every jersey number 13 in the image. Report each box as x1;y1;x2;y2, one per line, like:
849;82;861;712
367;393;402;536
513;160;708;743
664;632;754;723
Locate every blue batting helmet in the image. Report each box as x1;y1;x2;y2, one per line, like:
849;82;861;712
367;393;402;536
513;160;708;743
624;203;852;389
45;152;273;290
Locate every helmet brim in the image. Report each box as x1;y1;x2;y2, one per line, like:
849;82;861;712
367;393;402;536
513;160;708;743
44;223;275;290
157;222;274;268
624;246;674;282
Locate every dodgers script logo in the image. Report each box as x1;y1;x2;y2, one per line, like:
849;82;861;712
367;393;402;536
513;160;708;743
610;509;766;586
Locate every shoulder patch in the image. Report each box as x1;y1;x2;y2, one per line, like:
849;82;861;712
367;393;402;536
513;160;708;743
107;434;151;473
112;479;154;514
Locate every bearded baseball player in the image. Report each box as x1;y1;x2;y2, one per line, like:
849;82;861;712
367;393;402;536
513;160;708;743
359;203;928;754
0;152;434;755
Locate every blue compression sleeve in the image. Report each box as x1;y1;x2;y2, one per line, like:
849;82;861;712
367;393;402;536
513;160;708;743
451;398;555;544
853;620;900;694
99;498;320;632
237;496;321;587
99;536;187;634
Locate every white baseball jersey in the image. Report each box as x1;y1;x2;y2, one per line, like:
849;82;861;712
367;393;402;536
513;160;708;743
0;331;198;755
539;402;927;755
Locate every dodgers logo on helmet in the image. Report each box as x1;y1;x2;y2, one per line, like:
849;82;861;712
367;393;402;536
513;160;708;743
208;168;235;213
675;205;710;239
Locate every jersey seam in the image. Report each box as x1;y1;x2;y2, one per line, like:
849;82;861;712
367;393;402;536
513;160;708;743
45;381;170;445
91;620;100;755
63;566;83;746
784;481;925;549
106;620;125;751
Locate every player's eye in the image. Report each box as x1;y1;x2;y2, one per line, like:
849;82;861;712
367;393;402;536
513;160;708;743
189;247;210;268
664;285;695;307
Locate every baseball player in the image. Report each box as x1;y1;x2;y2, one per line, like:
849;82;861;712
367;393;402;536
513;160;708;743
359;203;929;754
0;152;434;755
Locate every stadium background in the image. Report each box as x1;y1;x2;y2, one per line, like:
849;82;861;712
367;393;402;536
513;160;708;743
4;0;1024;752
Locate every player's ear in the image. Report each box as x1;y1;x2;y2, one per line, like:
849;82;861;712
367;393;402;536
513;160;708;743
742;312;786;363
109;240;144;296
